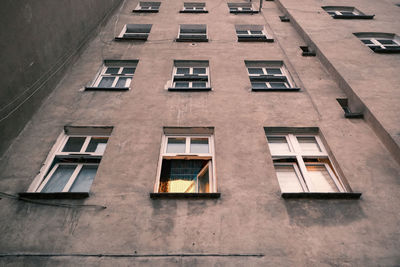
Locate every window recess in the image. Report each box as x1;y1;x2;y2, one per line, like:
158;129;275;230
132;1;160;12
245;61;299;91
115;24;152;41
169;60;211;91
336;99;363;119
180;2;207;13
354;32;400;53
322;6;374;19
176;24;208;42
235;25;273;42
228;3;258;14
85;60;138;91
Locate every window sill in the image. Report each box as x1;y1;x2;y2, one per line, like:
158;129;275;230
84;87;130;91
252;87;300;91
18;192;89;199
114;37;148;41
333;14;374;19
238;37;274;42
176;38;208;42
372;47;400;53
230;11;258;14
344;112;364;119
179;10;208;13
279;16;290;22
132;10;159;13
168;87;212;91
282;192;362;199
150;193;220;199
302;51;316;57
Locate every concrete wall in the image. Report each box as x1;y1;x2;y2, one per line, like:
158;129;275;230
0;0;122;155
0;0;399;266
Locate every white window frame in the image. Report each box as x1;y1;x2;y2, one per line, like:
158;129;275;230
228;3;255;13
268;133;346;193
93;64;136;89
117;24;151;39
183;3;206;11
360;37;400;49
178;24;208;40
247;63;294;89
154;134;216;193
236;29;266;38
171;63;210;89
135;2;160;11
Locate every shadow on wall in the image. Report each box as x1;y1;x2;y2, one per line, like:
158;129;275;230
283;199;365;227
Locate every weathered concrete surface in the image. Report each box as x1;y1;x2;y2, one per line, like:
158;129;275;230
0;0;122;155
0;0;400;266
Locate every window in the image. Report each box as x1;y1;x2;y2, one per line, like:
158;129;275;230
132;1;160;12
245;61;299;91
25;126;112;198
115;24;152;41
176;24;208;42
169;61;211;91
265;128;354;195
354;33;400;53
235;25;273;42
153;128;217;195
86;60;138;90
228;3;258;14
322;6;374;19
180;2;207;13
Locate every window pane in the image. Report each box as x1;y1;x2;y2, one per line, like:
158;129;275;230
269;82;287;88
361;39;373;44
242;7;251;11
274;164;304;192
70;165;98;192
236;30;248;35
190;138;209;153
105;67;119;74
306;164;338;192
192;82;206;88
378;39;396;45
42;165;76;192
266;68;282;75
297;137;321;152
175;82;189;87
251;82;268;89
198;164;210;193
85;137;108;153
248;68;264;74
166;138;186;153
341;11;355;15
115;77;131;88
176;68;190;74
193;68;206;74
122;67;136;74
250;30;263;34
62;137;86;152
267;136;291;154
98;77;115;87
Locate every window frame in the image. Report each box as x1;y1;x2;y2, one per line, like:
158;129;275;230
115;24;152;41
181;2;207;13
176;24;208;42
228;3;258;14
322;6;374;19
169;61;211;91
133;1;161;12
235;25;273;42
354;32;400;53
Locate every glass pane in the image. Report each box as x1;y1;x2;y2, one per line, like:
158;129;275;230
122;67;136;74
42;165;76;192
236;30;248;35
115;77;131;88
269;82;287;88
175;82;189;87
98;77;115;87
306;164;338;192
85;137;108;153
251;82;268;89
192;82;206;88
250;30;263;34
361;39;373;44
266;68;282;75
105;67;119;74
190;138;209;153
193;68;206;74
62;137;86;152
378;39;396;45
176;68;190;74
242;7;251;11
248;68;264;74
327;11;335;15
341;11;355;15
70;165;98;192
267;136;290;154
297;137;321;153
230;8;238;11
166;138;186;153
198;165;210;193
274;164;303;192
141;6;150;9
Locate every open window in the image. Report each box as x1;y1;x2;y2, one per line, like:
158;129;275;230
245;61;299;91
169;60;211;91
176;24;208;42
180;2;207;13
153;128;217;197
85;60;137;91
115;24;152;41
228;3;258;14
322;6;374;19
132;1;160;12
235;25;273;42
354;32;400;53
22;126;113;199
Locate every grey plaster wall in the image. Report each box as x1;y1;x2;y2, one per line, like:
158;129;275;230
0;0;399;266
0;0;122;155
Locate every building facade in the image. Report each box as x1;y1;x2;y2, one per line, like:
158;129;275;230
0;0;399;266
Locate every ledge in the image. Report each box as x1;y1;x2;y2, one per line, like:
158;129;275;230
179;10;208;13
18;192;89;199
84;87;130;91
252;87;300;91
230;11;258;14
333;14;374;19
114;37;147;41
176;38;208;42
238;37;274;42
344;112;364;119
132;10;158;13
282;192;362;199
150;193;220;199
168;87;212;91
372;47;400;54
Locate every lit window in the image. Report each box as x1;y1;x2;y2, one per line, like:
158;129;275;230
245;61;299;91
133;1;160;12
235;25;273;42
354;33;400;53
322;6;374;19
181;2;207;13
115;24;152;41
154;130;216;194
265;129;353;194
86;60;137;90
25;126;112;197
177;24;208;42
228;3;258;14
169;61;211;91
